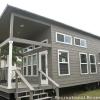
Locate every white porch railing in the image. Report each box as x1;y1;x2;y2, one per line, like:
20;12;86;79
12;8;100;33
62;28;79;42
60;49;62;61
38;69;60;99
15;69;34;100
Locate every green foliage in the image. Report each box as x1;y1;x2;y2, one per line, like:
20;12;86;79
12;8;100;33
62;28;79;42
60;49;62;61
0;44;23;65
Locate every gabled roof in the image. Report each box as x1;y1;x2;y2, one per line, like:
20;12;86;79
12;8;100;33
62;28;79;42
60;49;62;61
0;5;100;41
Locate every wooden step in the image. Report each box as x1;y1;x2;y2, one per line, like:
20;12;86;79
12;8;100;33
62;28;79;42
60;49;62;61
16;88;52;100
34;96;52;100
17;92;47;98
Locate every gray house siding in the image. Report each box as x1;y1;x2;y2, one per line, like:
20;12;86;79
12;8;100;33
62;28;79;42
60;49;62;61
51;25;100;87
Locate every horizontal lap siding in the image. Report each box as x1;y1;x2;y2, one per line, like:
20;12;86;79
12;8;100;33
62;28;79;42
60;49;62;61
51;25;100;87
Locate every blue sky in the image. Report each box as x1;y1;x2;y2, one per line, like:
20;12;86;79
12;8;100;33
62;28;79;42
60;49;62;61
0;0;100;36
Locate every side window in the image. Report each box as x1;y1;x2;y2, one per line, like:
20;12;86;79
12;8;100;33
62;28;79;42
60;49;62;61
56;32;72;45
80;53;88;74
56;32;64;42
58;50;70;76
74;37;87;48
89;54;97;74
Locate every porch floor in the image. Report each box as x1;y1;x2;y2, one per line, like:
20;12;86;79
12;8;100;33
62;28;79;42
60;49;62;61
0;82;53;93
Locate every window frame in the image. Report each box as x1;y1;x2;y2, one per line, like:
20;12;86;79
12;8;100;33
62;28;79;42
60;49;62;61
56;32;72;45
23;56;27;76
79;52;89;75
74;37;87;48
58;49;70;76
32;53;38;76
27;55;32;76
89;54;97;74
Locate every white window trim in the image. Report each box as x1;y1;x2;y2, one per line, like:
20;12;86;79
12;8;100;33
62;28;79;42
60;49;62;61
32;53;38;76
89;54;97;74
27;55;32;76
23;56;27;76
74;37;87;48
56;32;72;45
79;52;89;75
23;54;38;77
58;49;70;76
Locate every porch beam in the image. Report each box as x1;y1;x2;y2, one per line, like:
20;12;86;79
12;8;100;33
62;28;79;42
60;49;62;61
0;38;10;48
13;13;50;26
12;37;52;47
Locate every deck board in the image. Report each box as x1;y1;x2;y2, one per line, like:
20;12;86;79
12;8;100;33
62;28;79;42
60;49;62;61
0;82;52;93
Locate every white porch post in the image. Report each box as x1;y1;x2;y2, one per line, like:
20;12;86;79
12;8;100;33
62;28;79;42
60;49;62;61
8;41;13;89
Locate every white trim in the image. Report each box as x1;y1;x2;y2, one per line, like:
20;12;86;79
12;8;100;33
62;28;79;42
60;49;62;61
23;46;33;53
27;55;32;76
23;56;27;76
34;39;48;49
41;39;48;43
39;50;48;85
89;54;97;74
74;37;87;48
58;49;70;76
23;54;38;77
56;32;72;45
32;53;38;76
23;39;49;53
79;52;89;75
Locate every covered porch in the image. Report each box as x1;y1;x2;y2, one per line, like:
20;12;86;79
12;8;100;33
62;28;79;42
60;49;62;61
0;6;60;100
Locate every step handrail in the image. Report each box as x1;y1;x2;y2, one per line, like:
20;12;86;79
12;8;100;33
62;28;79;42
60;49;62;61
15;69;34;91
39;70;60;87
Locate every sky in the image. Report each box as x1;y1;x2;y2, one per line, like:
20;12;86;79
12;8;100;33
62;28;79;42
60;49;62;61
0;0;100;36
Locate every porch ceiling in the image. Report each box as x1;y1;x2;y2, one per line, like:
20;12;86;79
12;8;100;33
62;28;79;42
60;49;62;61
13;16;49;40
0;5;50;44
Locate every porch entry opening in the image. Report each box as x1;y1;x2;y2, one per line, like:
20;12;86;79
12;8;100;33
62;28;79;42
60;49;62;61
39;50;48;85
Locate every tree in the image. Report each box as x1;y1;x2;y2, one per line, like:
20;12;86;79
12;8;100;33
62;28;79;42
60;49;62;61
0;44;23;66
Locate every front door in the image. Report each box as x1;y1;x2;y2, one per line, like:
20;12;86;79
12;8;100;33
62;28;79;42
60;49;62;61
39;50;48;85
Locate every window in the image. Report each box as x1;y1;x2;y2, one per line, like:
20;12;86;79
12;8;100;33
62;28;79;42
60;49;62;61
80;53;88;74
23;57;27;75
32;54;38;76
58;50;70;76
28;56;32;75
56;32;72;45
57;33;64;42
23;54;38;76
74;37;87;48
89;54;97;74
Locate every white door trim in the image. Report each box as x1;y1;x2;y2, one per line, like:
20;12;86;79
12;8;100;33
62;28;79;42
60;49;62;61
39;50;48;85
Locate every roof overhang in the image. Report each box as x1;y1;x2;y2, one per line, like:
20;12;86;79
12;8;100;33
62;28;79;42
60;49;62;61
0;5;100;44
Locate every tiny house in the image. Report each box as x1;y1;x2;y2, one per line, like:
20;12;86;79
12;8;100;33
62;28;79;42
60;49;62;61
0;5;100;100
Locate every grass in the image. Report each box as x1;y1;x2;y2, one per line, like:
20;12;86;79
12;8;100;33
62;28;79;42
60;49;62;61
78;89;100;96
60;88;100;100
